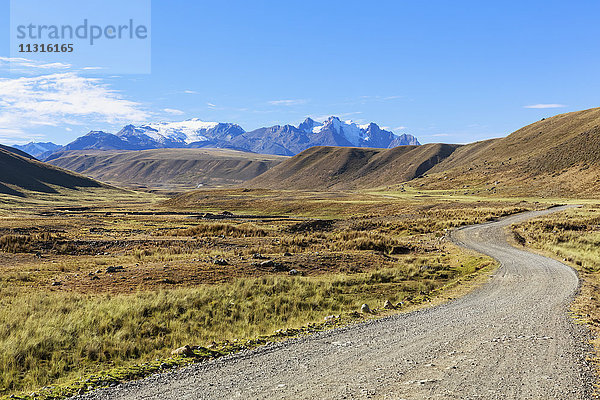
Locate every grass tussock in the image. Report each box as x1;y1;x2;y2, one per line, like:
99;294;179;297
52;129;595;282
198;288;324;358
0;232;61;253
167;222;267;238
0;190;532;396
0;254;489;394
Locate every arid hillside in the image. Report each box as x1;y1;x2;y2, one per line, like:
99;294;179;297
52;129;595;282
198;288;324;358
0;144;36;160
413;107;600;196
47;148;286;191
247;108;600;196
246;143;459;190
0;146;104;197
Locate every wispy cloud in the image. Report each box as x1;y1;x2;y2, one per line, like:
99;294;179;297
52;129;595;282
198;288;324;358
0;56;71;71
311;111;363;123
394;126;407;130
163;108;184;115
0;72;149;140
184;90;198;94
268;99;307;106
523;103;566;109
207;102;217;107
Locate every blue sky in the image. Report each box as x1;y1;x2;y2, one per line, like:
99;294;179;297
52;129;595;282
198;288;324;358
0;0;599;145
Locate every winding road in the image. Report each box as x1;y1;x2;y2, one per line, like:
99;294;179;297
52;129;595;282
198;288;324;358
77;206;595;399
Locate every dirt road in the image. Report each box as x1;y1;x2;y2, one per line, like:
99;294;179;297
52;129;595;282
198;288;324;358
77;206;595;399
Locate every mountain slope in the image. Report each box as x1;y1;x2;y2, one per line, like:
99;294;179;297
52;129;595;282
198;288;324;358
246;107;600;195
0;147;103;197
417;107;600;196
246;143;458;190
12;142;61;158
47;148;286;190
0;144;36;160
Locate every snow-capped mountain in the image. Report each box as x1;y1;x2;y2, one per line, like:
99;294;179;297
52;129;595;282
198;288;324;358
314;117;364;146
42;117;420;159
115;119;245;147
121;119;245;145
13;142;61;158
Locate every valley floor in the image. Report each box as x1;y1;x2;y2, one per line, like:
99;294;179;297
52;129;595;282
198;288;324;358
0;187;593;399
74;207;596;400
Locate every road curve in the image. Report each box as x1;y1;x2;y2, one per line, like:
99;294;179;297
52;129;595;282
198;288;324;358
76;206;595;400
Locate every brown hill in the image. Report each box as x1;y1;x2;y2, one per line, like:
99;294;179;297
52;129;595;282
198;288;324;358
0;147;103;197
417;107;600;196
246;143;459;190
246;107;600;196
0;144;36;160
47;148;287;191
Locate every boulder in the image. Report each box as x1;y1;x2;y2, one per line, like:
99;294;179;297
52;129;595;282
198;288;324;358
361;303;371;313
383;300;396;309
171;345;194;357
260;260;275;268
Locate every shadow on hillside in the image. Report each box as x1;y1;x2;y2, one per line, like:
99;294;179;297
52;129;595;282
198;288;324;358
0;182;25;197
0;149;102;196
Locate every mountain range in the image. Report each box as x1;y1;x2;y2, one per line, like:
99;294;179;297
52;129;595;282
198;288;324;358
3;108;600;198
245;107;600;197
13;142;61;158
21;116;419;160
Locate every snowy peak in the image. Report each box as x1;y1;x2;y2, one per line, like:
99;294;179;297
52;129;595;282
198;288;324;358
304;116;418;148
12;141;61;158
133;120;219;144
44;116;420;159
319;117;364;146
298;117;322;133
116;120;245;145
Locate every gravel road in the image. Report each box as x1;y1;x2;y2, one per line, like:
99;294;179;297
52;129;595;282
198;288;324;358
76;206;595;399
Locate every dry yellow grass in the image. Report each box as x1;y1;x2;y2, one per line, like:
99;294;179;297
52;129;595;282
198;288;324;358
512;205;600;379
0;188;544;396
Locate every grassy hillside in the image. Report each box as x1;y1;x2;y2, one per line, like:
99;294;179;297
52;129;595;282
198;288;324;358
47;148;286;191
0;147;105;197
417;107;600;196
247;143;459;190
248;107;600;196
0;145;36;160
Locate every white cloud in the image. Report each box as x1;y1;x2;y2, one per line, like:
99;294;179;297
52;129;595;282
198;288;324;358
0;72;149;138
394;126;407;130
268;99;307;106
184;90;198;94
163;108;184;115
0;56;71;70
523;103;566;109
207;102;217;107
